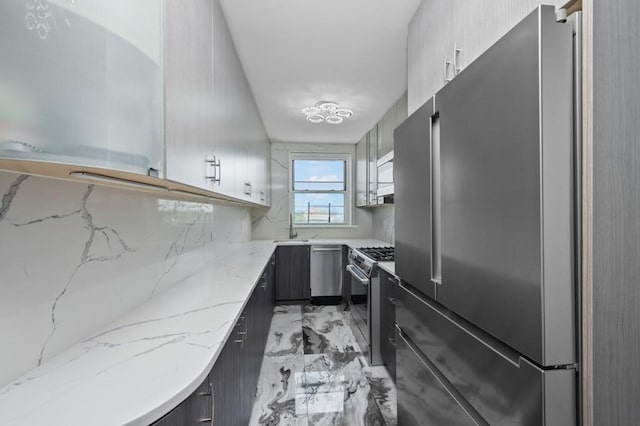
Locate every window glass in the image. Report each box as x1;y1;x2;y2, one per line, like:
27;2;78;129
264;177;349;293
292;159;348;225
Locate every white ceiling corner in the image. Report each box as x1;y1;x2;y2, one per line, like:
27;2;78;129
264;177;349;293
218;0;423;144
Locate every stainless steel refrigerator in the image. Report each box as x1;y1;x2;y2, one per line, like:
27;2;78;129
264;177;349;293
394;6;580;425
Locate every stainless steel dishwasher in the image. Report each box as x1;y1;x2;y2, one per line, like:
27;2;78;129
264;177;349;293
310;245;343;302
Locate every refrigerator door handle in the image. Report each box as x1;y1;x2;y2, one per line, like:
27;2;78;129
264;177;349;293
398;282;521;367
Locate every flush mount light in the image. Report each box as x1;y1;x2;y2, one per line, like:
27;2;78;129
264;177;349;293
302;101;353;125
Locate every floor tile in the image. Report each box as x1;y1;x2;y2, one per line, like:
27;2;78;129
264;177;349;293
251;304;396;425
275;305;303;315
366;367;397;426
302;311;361;354
264;313;304;357
303;304;348;314
249;355;307;425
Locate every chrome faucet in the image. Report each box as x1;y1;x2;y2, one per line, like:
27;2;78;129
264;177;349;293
289;213;298;239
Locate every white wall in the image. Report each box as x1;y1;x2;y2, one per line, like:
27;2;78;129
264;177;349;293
252;142;373;240
0;170;251;387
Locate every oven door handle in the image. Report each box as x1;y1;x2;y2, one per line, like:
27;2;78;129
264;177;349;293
346;265;370;286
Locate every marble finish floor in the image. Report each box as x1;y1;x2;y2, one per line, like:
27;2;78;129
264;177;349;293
249;304;397;426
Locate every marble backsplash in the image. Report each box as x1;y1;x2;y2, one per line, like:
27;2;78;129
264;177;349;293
252;142;373;240
0;170;251;387
372;205;394;245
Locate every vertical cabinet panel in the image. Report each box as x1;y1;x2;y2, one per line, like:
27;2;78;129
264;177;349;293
165;0;214;190
276;246;311;301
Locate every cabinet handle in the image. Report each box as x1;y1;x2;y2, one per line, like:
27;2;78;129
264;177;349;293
196;391;212;397
387;276;397;285
244;181;252;196
443;57;452;83
197;418;212;423
388;297;396;305
453;43;463;75
205;156;221;185
388;336;396;347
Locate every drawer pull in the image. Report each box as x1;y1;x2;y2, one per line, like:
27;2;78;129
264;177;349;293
388;336;396;347
197;417;212;423
388;297;396;305
387;276;397;285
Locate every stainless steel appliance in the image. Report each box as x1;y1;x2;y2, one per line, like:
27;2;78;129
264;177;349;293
394;6;580;425
346;246;394;366
309;245;342;302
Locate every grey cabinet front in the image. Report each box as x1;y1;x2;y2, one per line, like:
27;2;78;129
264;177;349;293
379;268;397;381
436;6;574;366
276;245;310;301
394;98;436;299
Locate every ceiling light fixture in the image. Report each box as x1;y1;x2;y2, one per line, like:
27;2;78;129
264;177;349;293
302;101;353;125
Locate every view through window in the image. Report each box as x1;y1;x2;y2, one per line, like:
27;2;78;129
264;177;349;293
292;157;349;225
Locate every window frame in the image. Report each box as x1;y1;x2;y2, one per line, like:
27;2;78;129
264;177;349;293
289;152;353;227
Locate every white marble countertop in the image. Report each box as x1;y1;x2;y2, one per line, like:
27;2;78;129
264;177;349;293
0;238;393;426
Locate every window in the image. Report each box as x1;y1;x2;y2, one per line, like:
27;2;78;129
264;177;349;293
291;153;352;225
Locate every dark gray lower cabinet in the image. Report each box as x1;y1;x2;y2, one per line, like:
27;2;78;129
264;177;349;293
276;245;310;301
152;378;213;426
153;254;276;426
379;268;396;382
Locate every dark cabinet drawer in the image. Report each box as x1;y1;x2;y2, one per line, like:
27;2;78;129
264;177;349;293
379;268;397;381
396;282;576;425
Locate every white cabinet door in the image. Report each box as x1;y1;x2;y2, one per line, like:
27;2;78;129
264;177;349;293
165;0;214;190
453;0;535;74
212;0;270;203
407;0;453;114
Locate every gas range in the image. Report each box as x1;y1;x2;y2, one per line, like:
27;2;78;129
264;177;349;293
356;246;395;262
346;245;394;368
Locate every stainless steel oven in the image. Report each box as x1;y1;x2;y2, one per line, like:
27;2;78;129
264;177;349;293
347;248;386;366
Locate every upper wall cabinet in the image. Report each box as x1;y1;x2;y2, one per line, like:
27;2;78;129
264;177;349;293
408;0;567;114
165;0;215;189
0;0;163;175
165;0;271;206
356;92;407;207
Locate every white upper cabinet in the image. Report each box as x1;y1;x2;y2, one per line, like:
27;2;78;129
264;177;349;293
409;0;568;115
165;0;215;190
165;0;270;205
0;0;163;175
408;0;453;114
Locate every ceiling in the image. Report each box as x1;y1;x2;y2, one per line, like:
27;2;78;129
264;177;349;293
218;0;422;144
